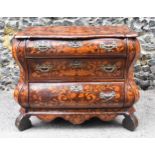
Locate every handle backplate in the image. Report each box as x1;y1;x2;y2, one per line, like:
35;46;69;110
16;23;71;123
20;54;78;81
100;41;117;51
35;41;51;52
99;91;116;101
35;64;54;73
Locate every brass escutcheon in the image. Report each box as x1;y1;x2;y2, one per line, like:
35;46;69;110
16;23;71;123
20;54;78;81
69;85;83;92
68;41;82;48
70;60;83;69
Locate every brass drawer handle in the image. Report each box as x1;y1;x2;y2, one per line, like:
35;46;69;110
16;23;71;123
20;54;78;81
35;64;54;73
68;41;82;48
70;85;83;92
35;41;51;52
99;91;116;101
100;41;117;51
101;64;116;73
70;60;83;69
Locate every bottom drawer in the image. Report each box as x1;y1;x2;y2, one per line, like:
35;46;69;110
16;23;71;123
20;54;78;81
29;82;125;108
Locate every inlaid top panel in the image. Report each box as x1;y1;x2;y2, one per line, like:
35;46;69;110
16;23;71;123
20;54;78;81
15;26;137;39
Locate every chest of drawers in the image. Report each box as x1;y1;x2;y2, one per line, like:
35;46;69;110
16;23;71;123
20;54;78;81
12;26;140;131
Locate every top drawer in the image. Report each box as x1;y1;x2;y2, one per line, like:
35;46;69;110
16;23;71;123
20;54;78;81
25;38;127;58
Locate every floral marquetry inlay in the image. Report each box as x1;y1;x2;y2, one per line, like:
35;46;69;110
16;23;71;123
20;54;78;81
29;82;124;109
28;58;125;82
12;26;140;131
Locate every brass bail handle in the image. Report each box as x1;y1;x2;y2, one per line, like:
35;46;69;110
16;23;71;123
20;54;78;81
101;64;116;73
35;64;54;72
99;91;116;101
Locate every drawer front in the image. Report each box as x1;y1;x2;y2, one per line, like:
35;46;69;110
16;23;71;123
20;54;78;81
29;82;124;108
26;38;126;57
28;58;125;82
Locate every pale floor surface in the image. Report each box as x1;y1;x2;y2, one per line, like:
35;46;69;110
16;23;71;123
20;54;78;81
0;89;155;138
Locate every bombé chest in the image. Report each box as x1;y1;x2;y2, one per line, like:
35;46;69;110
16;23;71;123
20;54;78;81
12;26;140;131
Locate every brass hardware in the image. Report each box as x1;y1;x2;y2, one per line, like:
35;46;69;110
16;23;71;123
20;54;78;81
100;41;117;51
99;91;116;101
35;41;51;52
35;64;54;72
70;60;83;69
68;41;82;48
70;85;83;92
101;64;116;73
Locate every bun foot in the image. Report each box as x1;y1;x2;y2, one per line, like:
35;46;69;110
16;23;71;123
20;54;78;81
15;114;32;131
122;113;138;131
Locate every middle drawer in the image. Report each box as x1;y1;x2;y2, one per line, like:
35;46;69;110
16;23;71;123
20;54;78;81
28;58;125;82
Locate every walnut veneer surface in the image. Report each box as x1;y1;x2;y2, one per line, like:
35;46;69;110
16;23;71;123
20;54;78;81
12;26;140;131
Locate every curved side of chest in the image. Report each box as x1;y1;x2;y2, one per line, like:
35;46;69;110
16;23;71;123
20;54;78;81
124;38;140;107
12;39;29;108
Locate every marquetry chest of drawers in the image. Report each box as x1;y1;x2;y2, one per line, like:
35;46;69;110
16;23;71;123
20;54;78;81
12;26;140;131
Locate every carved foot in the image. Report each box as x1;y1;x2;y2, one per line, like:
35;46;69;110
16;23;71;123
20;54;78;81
15;113;32;131
122;113;138;131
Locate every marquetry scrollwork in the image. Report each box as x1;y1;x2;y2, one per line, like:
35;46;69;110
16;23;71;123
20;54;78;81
28;83;124;108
